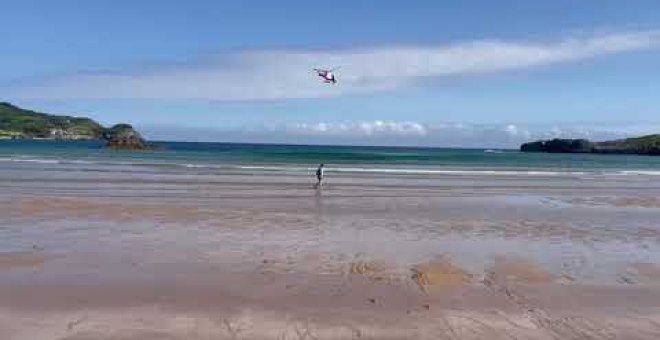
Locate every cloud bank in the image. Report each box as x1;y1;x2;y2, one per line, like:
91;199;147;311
7;30;660;101
287;121;428;137
142;121;660;148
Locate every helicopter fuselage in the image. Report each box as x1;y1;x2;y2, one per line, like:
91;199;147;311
315;70;336;84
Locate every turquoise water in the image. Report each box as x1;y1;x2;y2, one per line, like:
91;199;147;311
1;140;660;174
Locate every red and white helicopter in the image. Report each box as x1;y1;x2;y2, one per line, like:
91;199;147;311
314;67;339;84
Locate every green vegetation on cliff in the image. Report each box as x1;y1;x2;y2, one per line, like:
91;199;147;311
0;102;147;149
521;134;660;156
595;134;660;154
0;102;106;139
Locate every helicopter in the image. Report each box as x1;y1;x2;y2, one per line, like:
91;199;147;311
313;67;339;84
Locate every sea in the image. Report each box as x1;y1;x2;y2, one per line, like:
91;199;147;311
1;140;660;177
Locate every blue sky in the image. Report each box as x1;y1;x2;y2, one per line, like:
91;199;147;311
2;0;660;146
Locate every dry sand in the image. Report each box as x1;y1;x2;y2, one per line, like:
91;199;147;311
0;251;49;270
411;257;473;291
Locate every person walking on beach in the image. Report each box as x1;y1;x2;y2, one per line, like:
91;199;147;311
315;163;325;188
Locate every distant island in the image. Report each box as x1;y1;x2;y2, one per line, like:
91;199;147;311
520;135;660;156
0;102;147;149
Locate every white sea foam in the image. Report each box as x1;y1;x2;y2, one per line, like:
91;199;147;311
234;165;585;176
2;157;659;177
615;170;660;176
0;157;60;164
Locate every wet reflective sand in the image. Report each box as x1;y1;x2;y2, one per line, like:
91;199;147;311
2;161;660;339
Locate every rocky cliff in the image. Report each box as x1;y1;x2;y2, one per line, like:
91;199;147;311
103;124;148;149
520;135;660;156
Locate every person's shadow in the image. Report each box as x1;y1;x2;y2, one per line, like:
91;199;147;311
313;184;324;218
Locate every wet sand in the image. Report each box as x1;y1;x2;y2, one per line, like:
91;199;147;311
1;161;660;339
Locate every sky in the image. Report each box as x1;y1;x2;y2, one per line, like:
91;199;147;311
2;0;660;147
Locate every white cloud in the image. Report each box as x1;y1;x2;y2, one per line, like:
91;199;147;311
287;121;427;136
142;121;660;148
7;30;660;101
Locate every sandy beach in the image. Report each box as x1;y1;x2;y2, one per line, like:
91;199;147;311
2;159;660;339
